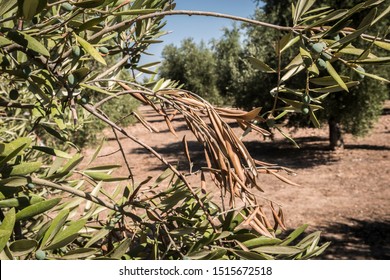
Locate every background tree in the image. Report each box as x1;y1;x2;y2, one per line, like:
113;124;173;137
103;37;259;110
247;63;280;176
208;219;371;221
249;0;390;148
161;0;390;148
160;38;222;104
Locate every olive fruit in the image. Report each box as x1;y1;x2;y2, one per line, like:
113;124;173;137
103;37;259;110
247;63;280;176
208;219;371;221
27;183;35;189
266;118;275;128
35;250;46;260
302;94;311;104
72;45;81;57
61;3;74;12
22;66;31;77
320;52;332;61
310;42;326;54
9;89;19;100
355;66;366;79
67;74;76;86
80;95;89;104
301;105;310;115
316;58;327;70
99;47;109;54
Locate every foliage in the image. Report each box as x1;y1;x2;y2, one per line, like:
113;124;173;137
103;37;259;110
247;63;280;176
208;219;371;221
1;0;389;260
161;0;390;147
160;38;223;104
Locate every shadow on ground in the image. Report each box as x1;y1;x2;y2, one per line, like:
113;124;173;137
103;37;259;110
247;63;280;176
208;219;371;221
317;219;390;259
129;132;390;171
130;136;339;170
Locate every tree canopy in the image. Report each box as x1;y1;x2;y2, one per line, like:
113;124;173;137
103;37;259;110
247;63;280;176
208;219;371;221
159;0;390;148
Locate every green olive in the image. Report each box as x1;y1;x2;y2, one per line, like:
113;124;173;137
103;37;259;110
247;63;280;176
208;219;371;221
310;42;326;54
27;183;35;189
72;45;81;57
99;47;109;54
302;94;311;104
316;58;327;70
356;66;366;79
61;3;74;12
35;250;46;260
301;105;310;115
80;95;89;104
67;74;76;86
320;52;332;61
9;89;19;100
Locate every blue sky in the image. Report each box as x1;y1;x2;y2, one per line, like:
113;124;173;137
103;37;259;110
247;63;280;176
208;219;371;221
141;0;258;65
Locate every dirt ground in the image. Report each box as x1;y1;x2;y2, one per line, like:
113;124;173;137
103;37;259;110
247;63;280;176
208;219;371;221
89;102;390;260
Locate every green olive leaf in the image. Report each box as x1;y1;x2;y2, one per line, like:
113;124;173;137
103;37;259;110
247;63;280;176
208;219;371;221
75;34;106;65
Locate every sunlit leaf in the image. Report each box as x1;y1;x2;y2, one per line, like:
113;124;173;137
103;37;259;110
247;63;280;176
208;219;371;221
253;245;302;255
372;3;390;25
294;0;316;24
247;57;276;73
0;137;31;166
9;162;42;176
80;83;114;96
75;34;106;65
280;36;300;53
305;10;348;29
350;57;390;64
15;198;61;221
0;0;17;16
332;8;377;47
311;81;360;93
0;208;16;252
326;61;349;92
40;209;70;248
32;146;73;159
242;237;282;249
83;171;128;182
352;68;390;83
280;224;309;246
373;40;390;51
232;250;271;260
280;64;305;84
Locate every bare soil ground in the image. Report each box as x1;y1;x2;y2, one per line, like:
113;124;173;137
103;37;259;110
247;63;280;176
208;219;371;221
90;102;390;260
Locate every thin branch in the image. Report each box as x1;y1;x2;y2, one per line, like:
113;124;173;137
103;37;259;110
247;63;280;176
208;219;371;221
95;54;130;80
0;100;35;109
111;125;135;186
90;10;293;41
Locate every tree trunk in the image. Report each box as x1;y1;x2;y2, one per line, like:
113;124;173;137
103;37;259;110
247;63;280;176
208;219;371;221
328;118;344;150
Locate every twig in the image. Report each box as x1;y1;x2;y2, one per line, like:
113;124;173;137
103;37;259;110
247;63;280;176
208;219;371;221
111;127;135;186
